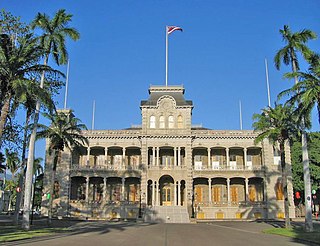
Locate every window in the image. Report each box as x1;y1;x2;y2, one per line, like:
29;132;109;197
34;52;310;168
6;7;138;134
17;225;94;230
150;116;156;128
168;115;174;128
159;116;165;128
276;181;284;200
177;115;183;128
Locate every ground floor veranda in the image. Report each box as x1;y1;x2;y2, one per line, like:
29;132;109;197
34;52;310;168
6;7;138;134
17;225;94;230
64;174;288;220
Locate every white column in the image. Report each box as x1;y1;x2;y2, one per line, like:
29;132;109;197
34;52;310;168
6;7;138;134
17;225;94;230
155;181;159;205
208;178;212;204
245;178;249;202
178;181;181;206
121;177;125;201
152;147;155;166
104;147;108;166
174;181;177;206
227;178;230;205
87;147;90;166
226;148;229;168
156;147;160;166
86;176;89;203
152;181;155;206
103;177;107;201
122;147;126;169
174;147;177;167
244;147;247;169
207;148;211;169
178;147;181;166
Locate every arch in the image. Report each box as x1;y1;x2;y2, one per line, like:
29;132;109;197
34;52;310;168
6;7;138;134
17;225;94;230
159;175;174;206
157;95;177;108
248;177;264;202
70;176;86;201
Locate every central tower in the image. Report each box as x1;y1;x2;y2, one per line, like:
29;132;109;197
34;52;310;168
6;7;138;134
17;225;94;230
140;85;193;134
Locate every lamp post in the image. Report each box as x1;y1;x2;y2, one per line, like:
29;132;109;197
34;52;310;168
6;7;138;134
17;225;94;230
138;189;142;218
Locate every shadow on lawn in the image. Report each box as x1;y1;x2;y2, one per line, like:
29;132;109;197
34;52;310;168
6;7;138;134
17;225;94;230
255;219;320;246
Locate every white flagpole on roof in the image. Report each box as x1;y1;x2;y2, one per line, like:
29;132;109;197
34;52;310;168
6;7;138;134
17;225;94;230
239;100;243;130
166;26;168;87
64;59;70;109
265;58;271;107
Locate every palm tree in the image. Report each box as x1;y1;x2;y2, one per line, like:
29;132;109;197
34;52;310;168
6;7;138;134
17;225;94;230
4;149;20;211
5;149;20;177
37;110;87;224
274;25;317;232
0;33;55;144
253;104;297;228
280;53;320;124
22;9;79;230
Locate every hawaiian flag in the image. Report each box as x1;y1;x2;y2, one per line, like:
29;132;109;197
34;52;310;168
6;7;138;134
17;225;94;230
167;26;183;35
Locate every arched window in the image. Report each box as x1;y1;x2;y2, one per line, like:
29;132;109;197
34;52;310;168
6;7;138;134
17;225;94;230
159;116;165;128
177;115;183;128
168;115;174;128
150;116;156;128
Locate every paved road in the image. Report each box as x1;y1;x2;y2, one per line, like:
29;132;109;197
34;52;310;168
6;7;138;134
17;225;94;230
4;221;314;246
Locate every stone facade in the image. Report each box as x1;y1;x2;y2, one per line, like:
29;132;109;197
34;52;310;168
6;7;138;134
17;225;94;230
41;85;295;221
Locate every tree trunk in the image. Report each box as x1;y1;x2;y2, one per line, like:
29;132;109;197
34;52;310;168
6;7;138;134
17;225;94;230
14;110;31;224
280;141;290;228
48;150;60;225
21;57;47;230
302;130;313;232
0;94;11;148
291;56;313;232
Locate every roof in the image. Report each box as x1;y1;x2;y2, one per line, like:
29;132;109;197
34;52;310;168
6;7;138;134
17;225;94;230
140;85;193;107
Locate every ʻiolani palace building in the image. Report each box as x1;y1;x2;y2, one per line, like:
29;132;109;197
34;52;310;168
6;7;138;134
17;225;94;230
41;85;295;223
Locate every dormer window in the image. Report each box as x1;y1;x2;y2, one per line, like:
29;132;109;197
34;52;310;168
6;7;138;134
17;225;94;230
150;116;156;128
168;115;174;128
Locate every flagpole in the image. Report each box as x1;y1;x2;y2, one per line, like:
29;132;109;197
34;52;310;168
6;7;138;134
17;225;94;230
165;26;168;87
239;100;243;130
92;100;95;130
64;59;70;109
265;58;271;107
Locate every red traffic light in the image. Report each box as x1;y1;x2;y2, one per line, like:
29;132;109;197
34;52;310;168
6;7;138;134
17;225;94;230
295;191;300;199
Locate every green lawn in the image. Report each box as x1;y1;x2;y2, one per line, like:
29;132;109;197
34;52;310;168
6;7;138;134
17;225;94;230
0;226;70;243
263;225;320;244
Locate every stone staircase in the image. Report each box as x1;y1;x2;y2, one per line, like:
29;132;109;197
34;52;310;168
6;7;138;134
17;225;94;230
144;206;190;223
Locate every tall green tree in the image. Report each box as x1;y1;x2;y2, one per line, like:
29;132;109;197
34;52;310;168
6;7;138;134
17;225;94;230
253;104;297;228
275;24;317;232
22;9;79;230
291;132;320;192
37;110;87;224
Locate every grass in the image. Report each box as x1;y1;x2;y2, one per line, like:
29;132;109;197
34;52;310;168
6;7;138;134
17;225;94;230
263;225;320;245
0;226;70;243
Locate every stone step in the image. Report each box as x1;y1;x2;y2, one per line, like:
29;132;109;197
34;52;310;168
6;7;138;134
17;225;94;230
144;206;190;223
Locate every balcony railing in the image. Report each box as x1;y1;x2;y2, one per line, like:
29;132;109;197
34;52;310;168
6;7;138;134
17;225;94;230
193;163;263;171
148;165;187;170
71;163;143;171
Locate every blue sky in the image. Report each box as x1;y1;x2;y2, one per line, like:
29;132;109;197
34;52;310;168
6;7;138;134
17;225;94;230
2;0;320;160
